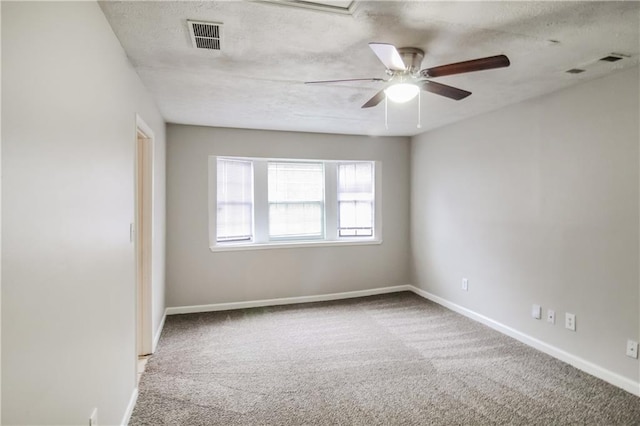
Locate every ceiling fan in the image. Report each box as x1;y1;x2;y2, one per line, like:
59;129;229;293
305;43;510;108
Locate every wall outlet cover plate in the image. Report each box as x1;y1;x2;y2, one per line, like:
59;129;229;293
565;313;576;331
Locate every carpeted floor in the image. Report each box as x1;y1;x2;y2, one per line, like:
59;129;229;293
130;292;640;425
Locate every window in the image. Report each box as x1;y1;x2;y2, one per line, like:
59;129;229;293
268;162;324;239
337;162;374;237
216;158;253;242
210;156;380;250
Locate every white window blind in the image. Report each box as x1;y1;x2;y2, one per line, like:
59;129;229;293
337;162;374;237
217;158;253;242
268;162;324;239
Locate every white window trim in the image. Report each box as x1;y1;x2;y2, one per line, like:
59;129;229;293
208;156;382;252
209;238;382;252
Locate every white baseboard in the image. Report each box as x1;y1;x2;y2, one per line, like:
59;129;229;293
152;313;166;353
121;387;138;426
408;285;640;397
165;285;412;315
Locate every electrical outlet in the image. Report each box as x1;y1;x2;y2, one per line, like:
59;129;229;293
627;340;639;359
89;408;98;426
531;304;541;319
547;309;555;324
461;278;468;291
565;313;576;331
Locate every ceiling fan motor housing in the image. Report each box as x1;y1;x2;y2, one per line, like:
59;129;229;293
397;47;425;74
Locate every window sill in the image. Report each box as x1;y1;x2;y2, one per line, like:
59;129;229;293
209;238;382;252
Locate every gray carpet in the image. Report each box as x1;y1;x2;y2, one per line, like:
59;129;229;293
130;292;640;425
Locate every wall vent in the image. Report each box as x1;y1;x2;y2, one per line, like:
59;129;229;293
188;20;222;50
566;68;585;74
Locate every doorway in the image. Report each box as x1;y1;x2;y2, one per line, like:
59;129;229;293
135;115;154;360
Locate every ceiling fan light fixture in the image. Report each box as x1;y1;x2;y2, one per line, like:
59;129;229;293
384;83;420;103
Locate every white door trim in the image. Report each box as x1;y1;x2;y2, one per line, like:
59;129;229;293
135;114;154;357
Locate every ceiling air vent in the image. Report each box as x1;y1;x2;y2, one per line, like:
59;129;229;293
599;55;623;62
188;20;222;50
253;1;356;15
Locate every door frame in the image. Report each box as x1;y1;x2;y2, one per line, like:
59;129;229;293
135;114;154;357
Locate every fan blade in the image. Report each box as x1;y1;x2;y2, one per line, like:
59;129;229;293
361;89;387;108
305;78;385;84
419;80;471;101
420;54;510;78
369;43;406;71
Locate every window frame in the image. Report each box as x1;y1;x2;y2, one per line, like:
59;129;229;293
267;160;326;241
215;157;255;243
208;156;382;251
337;161;375;238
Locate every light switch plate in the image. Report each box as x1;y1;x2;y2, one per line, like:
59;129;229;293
532;304;541;319
89;408;98;426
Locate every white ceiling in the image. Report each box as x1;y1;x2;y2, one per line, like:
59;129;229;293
99;1;640;137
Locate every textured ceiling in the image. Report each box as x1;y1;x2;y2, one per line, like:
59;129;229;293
99;1;640;136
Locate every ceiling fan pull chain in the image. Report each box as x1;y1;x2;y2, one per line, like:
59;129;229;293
385;95;389;130
417;90;422;129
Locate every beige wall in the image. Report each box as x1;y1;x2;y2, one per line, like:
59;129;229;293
2;2;166;424
166;125;411;307
411;66;640;383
